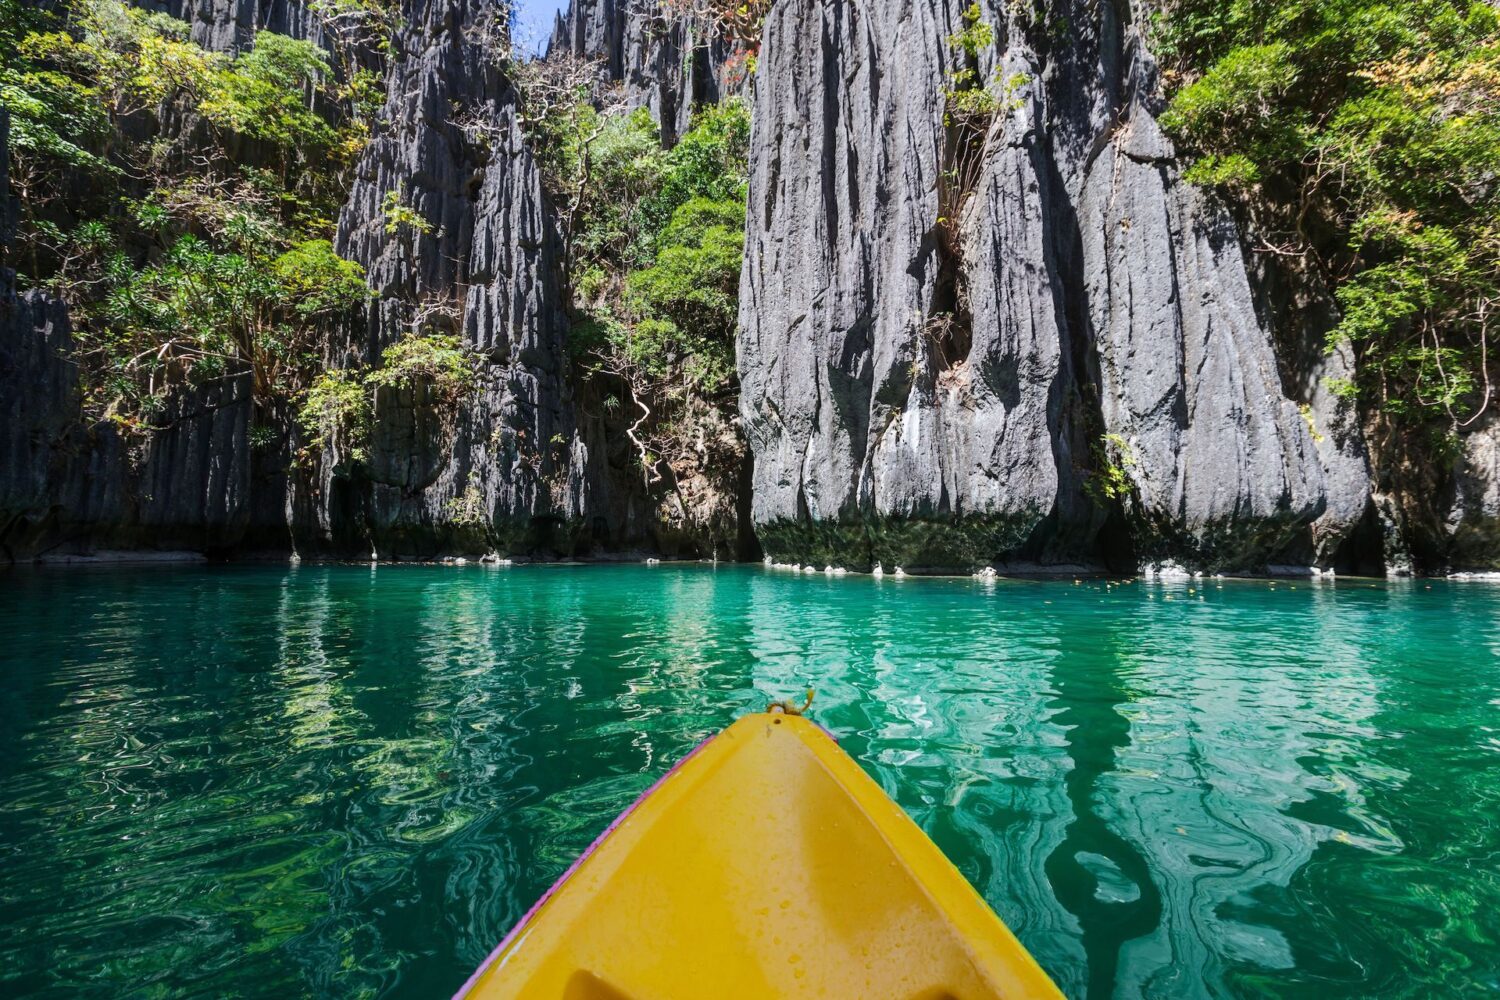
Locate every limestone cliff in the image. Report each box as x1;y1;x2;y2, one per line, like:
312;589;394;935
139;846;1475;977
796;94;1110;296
313;0;743;558
547;0;748;144
737;0;1373;574
143;0;325;53
303;0;588;556
0;0;736;562
4;0;1498;572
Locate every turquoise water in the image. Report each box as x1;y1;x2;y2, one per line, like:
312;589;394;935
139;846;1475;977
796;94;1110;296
1;565;1498;998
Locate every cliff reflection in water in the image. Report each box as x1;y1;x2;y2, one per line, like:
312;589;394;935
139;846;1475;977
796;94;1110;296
1;565;1497;999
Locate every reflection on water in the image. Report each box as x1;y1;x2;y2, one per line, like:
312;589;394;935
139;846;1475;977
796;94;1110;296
1;565;1499;998
1045;614;1162;1000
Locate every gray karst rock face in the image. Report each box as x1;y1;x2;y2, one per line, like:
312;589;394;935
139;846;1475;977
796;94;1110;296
315;0;733;559
0;5;304;561
0;0;741;563
3;0;1499;572
0;287;120;555
737;0;1368;573
0;0;591;562
547;0;748;143
1449;417;1500;573
0;282;262;559
307;0;591;557
142;0;324;53
1244;230;1379;572
1078;108;1328;570
737;0;1087;571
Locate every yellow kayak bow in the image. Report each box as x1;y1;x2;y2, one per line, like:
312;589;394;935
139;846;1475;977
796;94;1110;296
457;711;1063;999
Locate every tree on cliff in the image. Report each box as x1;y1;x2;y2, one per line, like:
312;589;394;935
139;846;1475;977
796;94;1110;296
0;0;372;429
507;41;752;544
1156;0;1499;443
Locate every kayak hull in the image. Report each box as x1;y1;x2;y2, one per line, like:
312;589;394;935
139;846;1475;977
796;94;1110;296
458;712;1062;999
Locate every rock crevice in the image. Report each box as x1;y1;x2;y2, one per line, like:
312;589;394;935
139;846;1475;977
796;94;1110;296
738;0;1365;573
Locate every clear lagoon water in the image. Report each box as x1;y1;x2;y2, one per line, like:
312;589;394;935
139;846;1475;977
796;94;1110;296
1;563;1498;998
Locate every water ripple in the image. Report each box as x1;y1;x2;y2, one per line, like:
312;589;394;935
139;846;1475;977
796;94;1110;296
1;566;1498;998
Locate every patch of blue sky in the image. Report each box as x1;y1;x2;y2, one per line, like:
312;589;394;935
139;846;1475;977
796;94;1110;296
510;0;569;56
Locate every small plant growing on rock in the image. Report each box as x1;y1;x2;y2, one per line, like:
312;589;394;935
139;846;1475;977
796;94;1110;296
1299;403;1326;444
938;5;1028;247
444;482;488;528
924;311;970;371
308;0;400;81
298;369;370;461
249;424;279;450
380;188;432;236
367;333;476;403
1086;433;1137;504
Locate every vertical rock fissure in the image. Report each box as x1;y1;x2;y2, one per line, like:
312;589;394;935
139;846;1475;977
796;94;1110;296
924;232;974;375
1035;114;1130;570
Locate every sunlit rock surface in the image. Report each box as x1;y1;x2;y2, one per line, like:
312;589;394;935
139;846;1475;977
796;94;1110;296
737;0;1364;573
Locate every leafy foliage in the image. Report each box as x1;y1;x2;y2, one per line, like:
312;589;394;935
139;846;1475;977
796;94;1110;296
271;239;370;318
517;87;751;502
202;33;337;150
564;100;751;399
366;334;477;403
1086;434;1137;504
948;3;995;57
381;188;433;236
294;334;477;465
625;212;744;394
444;482;488;527
1156;0;1500;430
298;369;369;458
646;99;751;219
1;0;373;424
78;228;367;411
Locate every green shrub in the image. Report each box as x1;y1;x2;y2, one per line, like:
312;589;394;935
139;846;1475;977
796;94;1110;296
444;482;488;528
1158;43;1298;153
658;197;745;249
1087;434;1137;504
572;108;666;270
511;83;752;485
298;369;369;458
367;334;476;402
627;226;742;338
3;0;371;420
294;333;476;461
1158;0;1500;428
200;32;335;151
270;239;370;318
1179;152;1260;187
639;99;751;241
947;3;993;56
